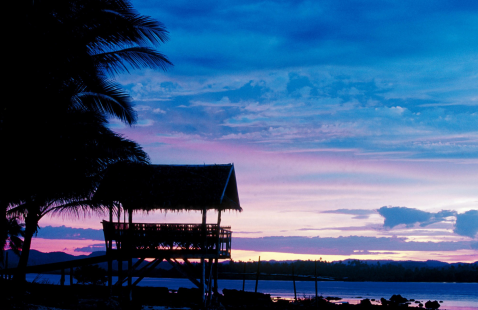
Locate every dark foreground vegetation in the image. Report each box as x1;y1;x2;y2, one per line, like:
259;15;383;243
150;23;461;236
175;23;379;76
1;278;442;310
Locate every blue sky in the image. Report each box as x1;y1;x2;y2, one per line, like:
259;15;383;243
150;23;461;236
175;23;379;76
37;0;478;262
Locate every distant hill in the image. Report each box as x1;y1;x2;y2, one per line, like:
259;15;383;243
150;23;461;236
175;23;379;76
1;250;172;271
3;250;476;270
223;259;478;282
267;258;477;268
339;259;467;268
2;250;477;282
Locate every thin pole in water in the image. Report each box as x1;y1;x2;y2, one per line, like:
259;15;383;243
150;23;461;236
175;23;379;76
315;260;318;307
254;256;261;293
70;267;73;285
5;251;8;279
292;263;297;301
61;268;65;286
242;262;246;291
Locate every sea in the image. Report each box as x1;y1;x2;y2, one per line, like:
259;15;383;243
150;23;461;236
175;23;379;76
26;274;478;309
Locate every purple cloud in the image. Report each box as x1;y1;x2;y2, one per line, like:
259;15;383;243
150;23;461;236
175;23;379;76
378;206;456;228
297;224;382;232
74;244;106;253
454;210;478;238
36;226;104;241
233;236;475;255
321;209;377;220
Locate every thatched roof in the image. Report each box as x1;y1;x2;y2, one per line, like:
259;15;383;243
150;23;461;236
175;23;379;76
94;163;241;212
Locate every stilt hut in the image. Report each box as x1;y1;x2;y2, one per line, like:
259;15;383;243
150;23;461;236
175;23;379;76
94;163;242;305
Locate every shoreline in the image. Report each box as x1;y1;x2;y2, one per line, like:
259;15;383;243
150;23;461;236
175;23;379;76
3;279;443;310
36;271;478;283
14;275;477;309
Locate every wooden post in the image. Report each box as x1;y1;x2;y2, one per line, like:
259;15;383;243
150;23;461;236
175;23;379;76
315;260;318;307
5;251;8;279
108;206;113;292
201;208;207;305
254;256;260;293
70;267;73;285
118;258;123;288
292;263;297;301
242;262;246;291
117;207;121;250
207;258;213;304
128;208;133;302
214;209;222;294
61;268;65;286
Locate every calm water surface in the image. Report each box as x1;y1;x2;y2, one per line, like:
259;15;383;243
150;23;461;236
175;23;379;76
27;275;478;309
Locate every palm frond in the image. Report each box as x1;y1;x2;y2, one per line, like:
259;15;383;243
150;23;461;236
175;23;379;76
93;47;172;76
3;217;25;257
72;81;136;124
49;199;108;219
85;8;170;50
9;236;24;256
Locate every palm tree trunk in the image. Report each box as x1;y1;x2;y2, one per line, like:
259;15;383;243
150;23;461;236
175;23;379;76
14;212;38;282
1;202;7;270
1;201;7;258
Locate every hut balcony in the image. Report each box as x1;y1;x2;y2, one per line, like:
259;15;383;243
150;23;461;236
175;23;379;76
102;221;232;259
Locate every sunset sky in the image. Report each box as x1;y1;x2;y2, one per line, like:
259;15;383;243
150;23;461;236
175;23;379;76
34;0;478;263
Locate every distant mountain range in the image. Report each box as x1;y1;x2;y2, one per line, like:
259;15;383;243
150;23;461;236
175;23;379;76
340;258;478;268
3;250;476;270
267;258;477;268
2;250;477;282
1;250;173;271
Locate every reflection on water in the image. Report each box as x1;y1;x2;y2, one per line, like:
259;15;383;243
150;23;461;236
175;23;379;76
26;275;478;309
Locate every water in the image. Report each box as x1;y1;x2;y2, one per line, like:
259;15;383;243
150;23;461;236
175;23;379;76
27;274;478;309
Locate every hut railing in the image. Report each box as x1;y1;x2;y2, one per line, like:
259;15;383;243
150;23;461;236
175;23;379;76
102;221;232;257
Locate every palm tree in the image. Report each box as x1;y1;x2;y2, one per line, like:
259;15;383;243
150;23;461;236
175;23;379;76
7;0;171;124
2;0;171;266
1;217;24;267
8;111;149;280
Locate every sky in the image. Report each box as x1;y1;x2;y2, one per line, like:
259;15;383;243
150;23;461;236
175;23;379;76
35;0;478;263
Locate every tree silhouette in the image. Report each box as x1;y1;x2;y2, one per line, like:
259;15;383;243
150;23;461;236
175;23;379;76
1;217;24;261
2;0;171;279
8;111;149;280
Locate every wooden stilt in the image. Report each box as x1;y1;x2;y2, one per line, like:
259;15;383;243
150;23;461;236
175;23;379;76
61;268;65;286
207;258;213;304
292;263;297;301
128;208;133;302
255;256;260;293
201;258;206;304
132;258;163;286
167;259;201;287
118;258;123;286
5;252;8;279
201;208;207;305
315;260;318;308
120;258;146;285
242;262;246;291
214;210;222;294
70;267;73;285
182;258;201;281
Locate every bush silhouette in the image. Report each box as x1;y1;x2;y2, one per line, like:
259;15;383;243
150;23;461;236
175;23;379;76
425;300;440;309
74;265;107;285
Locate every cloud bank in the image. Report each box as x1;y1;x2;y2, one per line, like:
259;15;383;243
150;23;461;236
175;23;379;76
378;206;478;239
35;226;477;256
322;209;377;219
377;206;456;228
233;236;475;256
36;225;104;241
454;210;478;238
